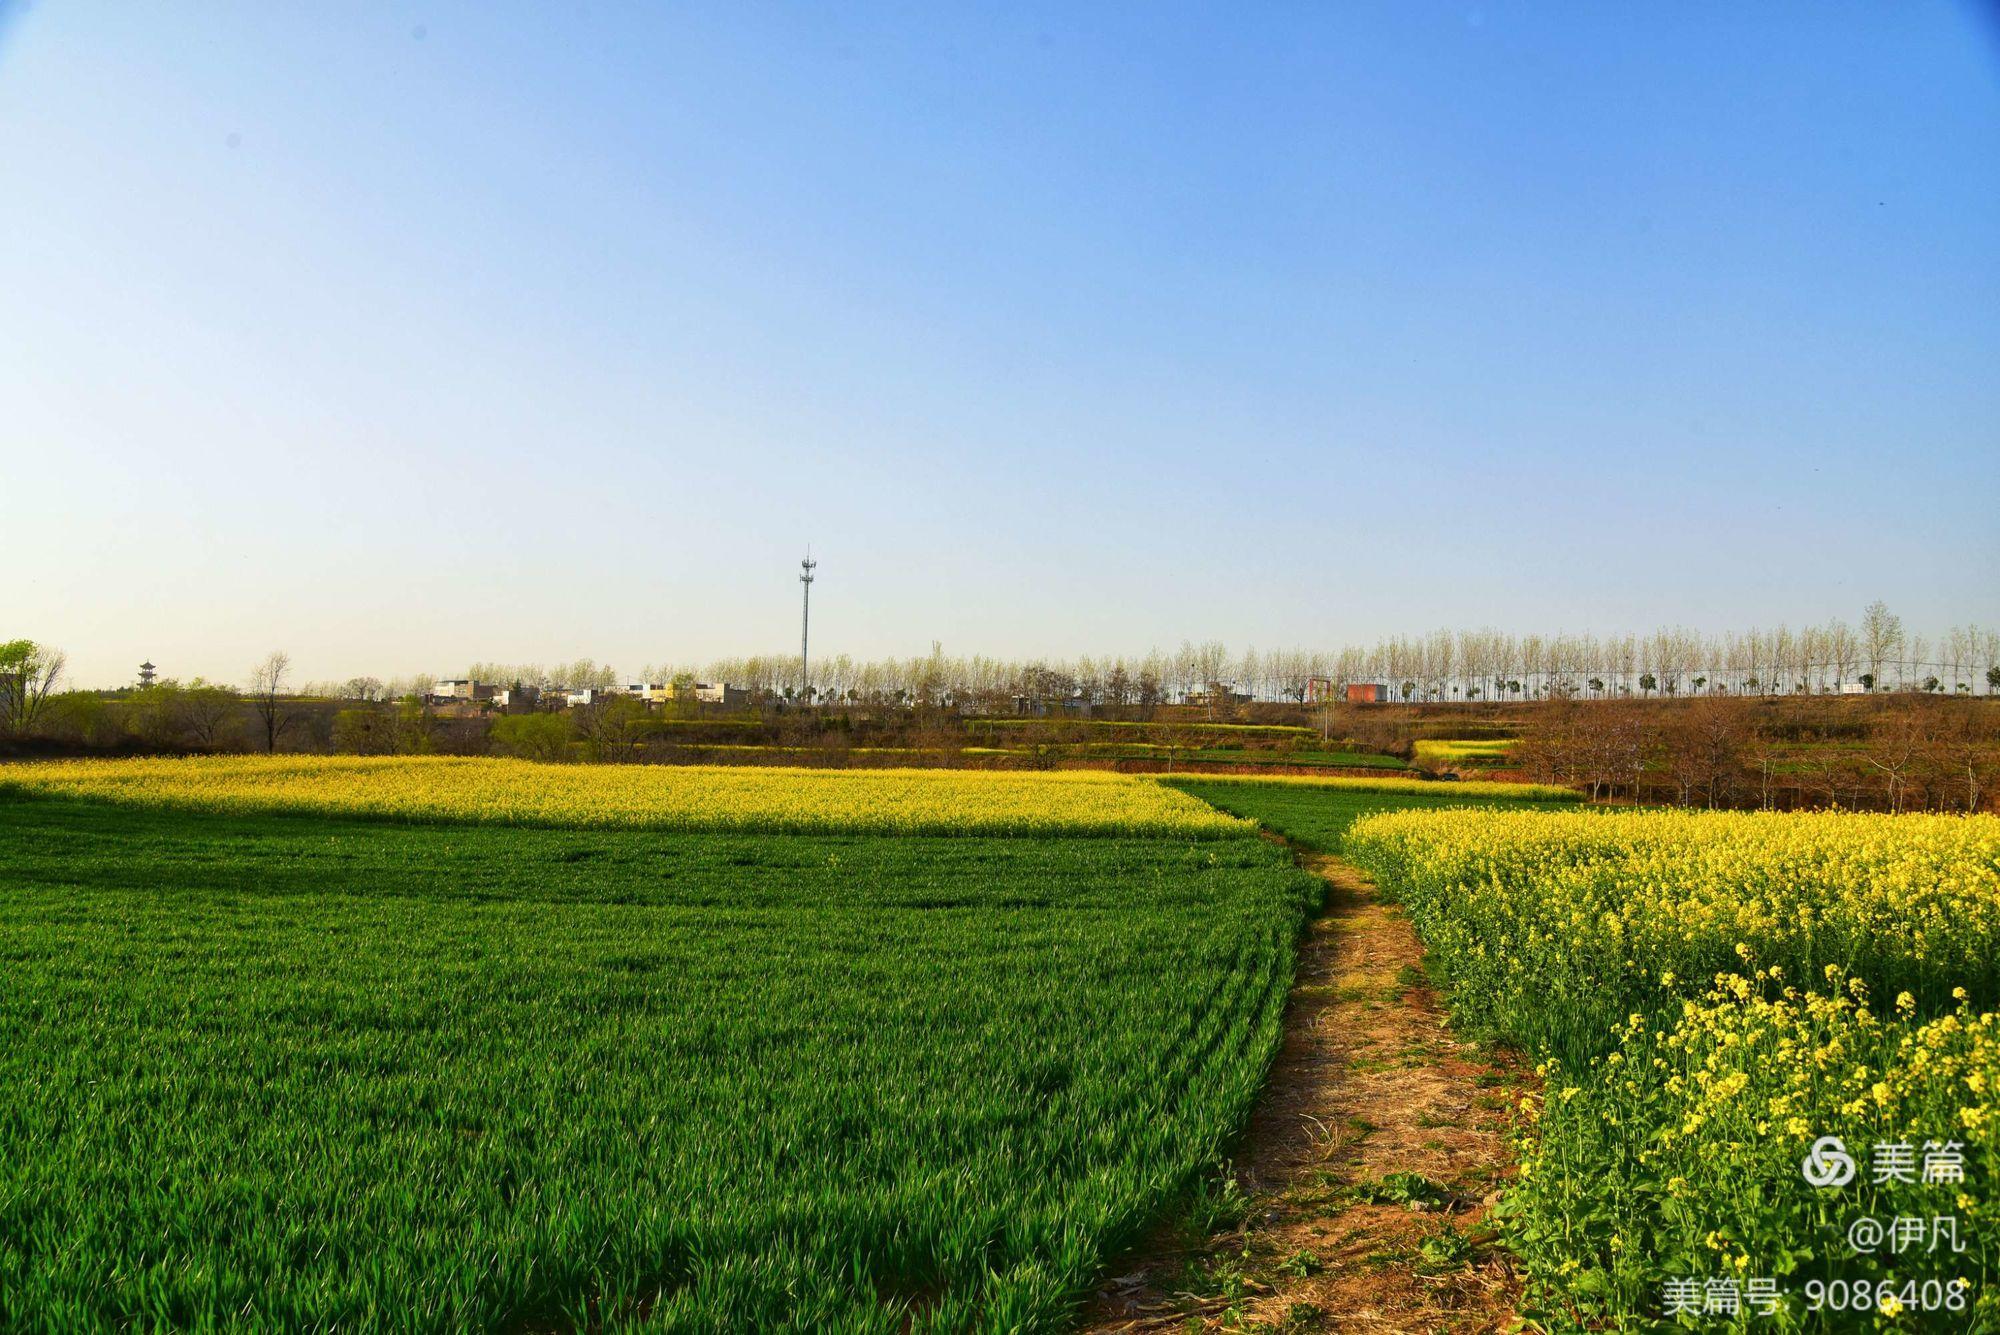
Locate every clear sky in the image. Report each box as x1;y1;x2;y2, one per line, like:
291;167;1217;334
4;3;1997;688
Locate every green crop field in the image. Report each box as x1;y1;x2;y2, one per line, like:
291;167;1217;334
1178;746;1405;770
0;789;1318;1332
1159;776;1576;853
964;718;1314;739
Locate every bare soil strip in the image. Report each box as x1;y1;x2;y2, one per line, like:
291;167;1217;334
1084;852;1527;1333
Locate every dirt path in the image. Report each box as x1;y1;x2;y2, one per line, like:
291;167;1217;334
1084;852;1527;1334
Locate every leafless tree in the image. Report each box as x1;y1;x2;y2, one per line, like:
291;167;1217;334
1591;706;1652;801
1861;600;1902;693
1664;697;1749;807
1906;633;1931;691
1190;640;1228;716
180;681;240;747
1920;708;1998;813
1157;722;1207;773
1800;748;1855;810
342;676;386;703
576;696;648;761
1863;709;1922;813
249;651;293;753
1747;733;1782;810
1945;627;1975;694
1824;619;1859;692
0;639;66;737
1104;662;1133;708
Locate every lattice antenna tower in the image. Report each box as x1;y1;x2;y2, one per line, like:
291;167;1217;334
799;551;817;705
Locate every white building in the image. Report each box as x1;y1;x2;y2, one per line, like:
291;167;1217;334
693;682;748;708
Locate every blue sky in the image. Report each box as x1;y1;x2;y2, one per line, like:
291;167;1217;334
4;3;1996;687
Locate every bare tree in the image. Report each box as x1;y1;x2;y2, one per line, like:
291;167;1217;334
1583;705;1653;802
1824;619;1858;692
249;651;293;753
1945;627;1975;695
1104;662;1134;710
181;680;241;747
1861;600;1902;693
1800;748;1854;810
0;639;66;737
1190;640;1228;717
1747;732;1782;810
342;676;386;703
1863;709;1922;813
576;696;648;762
1664;697;1749;808
1515;698;1581;790
1919;707;1997;813
1157;722;1207;774
1906;633;1930;691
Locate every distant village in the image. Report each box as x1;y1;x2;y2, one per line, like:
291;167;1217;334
426;678;748;714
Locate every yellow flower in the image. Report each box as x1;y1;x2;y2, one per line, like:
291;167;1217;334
0;755;1244;837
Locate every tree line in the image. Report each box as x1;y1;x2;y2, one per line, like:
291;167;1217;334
5;603;1996;753
1514;694;1997;815
382;602;1989;708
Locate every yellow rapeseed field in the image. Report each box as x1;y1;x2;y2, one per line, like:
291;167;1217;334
1346;806;2000;1050
1349;804;2000;1324
0;755;1248;838
1411;738;1515;765
1181;771;1573;801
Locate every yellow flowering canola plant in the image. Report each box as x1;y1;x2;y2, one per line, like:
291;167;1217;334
1411;738;1516;765
1178;771;1573;801
0;755;1248;838
1345;806;2000;1328
1345;807;2000;1063
1516;974;1998;1329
